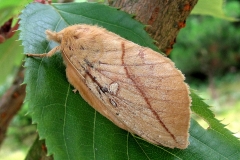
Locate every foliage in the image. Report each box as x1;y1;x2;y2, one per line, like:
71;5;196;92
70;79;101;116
0;104;36;160
19;2;240;159
0;0;28;26
0;32;23;86
0;0;28;86
171;1;240;81
5;104;36;149
191;0;237;20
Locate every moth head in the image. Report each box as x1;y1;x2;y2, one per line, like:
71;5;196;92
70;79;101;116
45;30;62;44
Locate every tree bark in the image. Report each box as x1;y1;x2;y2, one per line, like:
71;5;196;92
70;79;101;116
0;65;26;146
109;0;198;55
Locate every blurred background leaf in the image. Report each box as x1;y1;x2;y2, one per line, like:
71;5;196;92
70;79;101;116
0;0;29;26
191;0;237;20
170;0;240;139
0;32;23;87
0;0;28;93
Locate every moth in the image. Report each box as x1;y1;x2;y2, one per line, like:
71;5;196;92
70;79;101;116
27;25;191;149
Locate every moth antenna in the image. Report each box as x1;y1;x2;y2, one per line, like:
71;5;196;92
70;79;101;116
45;30;62;43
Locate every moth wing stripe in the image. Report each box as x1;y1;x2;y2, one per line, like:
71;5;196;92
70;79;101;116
95;68;187;93
111;95;177;147
98;68;181;78
121;42;177;142
113;98;163;129
99;61;169;67
79;54;189;110
86;60;189;104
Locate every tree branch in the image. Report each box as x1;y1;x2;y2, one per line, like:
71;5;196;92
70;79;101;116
109;0;198;54
0;65;26;146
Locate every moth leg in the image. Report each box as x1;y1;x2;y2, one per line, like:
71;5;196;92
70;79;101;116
72;88;78;93
27;46;61;58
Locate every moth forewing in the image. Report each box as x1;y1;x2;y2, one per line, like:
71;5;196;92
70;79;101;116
27;24;191;149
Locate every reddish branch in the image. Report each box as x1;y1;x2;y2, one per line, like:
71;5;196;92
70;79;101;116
0;65;26;146
0;18;19;43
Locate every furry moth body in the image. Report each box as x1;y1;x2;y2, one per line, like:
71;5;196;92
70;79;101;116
27;25;191;149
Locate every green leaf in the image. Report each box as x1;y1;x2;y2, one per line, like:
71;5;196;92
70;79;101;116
191;91;240;150
19;2;240;159
0;0;29;26
0;32;23;85
0;0;28;86
192;0;236;21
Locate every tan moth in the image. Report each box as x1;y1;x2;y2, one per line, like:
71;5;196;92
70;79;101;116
27;25;191;149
